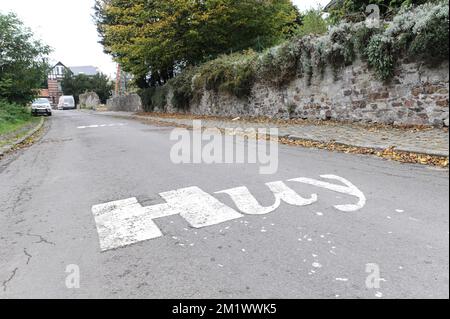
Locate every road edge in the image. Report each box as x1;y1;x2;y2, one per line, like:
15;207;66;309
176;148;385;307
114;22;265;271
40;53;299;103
0;117;45;157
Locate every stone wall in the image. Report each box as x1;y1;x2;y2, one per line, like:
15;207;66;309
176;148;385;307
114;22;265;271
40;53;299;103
163;59;449;127
79;92;100;110
106;94;143;112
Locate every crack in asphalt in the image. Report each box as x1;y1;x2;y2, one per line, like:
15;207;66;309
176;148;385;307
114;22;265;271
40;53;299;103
8;181;32;216
24;248;32;265
26;232;55;246
2;268;18;292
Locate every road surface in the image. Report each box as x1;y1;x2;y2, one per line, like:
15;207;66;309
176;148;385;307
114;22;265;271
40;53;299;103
0;110;448;298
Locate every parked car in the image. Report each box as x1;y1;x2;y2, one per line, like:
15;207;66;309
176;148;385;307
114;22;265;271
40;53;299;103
31;98;52;116
58;95;76;110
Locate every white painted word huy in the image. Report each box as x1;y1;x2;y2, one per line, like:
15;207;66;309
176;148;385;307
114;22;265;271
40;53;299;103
92;175;366;251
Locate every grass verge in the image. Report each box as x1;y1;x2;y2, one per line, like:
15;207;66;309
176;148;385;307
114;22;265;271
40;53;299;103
0;100;40;146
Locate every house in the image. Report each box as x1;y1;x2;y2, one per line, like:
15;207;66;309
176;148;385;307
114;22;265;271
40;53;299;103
46;62;100;106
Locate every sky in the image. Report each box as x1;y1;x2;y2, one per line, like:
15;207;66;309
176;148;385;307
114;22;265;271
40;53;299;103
0;0;330;78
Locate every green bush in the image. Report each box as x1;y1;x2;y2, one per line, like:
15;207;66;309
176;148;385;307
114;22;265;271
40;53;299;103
363;0;449;80
139;86;168;112
258;42;301;86
366;34;395;81
0;100;33;135
326;23;357;78
408;9;449;66
168;68;196;110
327;0;430;24
194;51;258;98
352;25;378;58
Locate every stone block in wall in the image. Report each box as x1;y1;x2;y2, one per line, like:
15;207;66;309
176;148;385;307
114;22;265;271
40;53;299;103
106;94;143;112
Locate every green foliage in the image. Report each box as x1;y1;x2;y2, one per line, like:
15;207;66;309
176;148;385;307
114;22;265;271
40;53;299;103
328;0;429;24
366;34;395;80
61;73;113;104
258;42;301;86
407;7;449;65
296;8;328;37
364;0;449;79
139;86;168;112
0;13;51;105
168;68;196;110
326;23;357;78
94;0;300;88
0;99;34;135
195;51;258;98
352;25;378;58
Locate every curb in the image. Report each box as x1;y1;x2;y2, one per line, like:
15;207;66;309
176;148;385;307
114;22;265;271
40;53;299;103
0;117;45;157
285;135;449;158
92;111;450;160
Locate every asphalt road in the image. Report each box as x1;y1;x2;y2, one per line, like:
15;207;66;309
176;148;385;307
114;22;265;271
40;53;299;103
0;110;448;299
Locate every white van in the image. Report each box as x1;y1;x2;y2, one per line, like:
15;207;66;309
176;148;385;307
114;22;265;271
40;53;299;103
58;95;76;110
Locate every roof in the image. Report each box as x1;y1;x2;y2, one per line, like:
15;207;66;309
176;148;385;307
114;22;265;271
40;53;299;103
52;61;67;69
68;66;99;76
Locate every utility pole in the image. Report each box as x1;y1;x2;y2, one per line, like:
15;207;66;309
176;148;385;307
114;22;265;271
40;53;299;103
115;63;121;96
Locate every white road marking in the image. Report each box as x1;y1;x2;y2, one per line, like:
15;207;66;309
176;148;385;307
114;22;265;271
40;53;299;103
92;198;165;251
92;187;243;251
78;123;126;129
216;181;317;215
92;175;367;251
289;175;366;212
159;187;243;228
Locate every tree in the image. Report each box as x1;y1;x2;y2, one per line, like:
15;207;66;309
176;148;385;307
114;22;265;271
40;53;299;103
0;13;51;105
61;72;113;104
296;8;328;37
94;0;300;88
